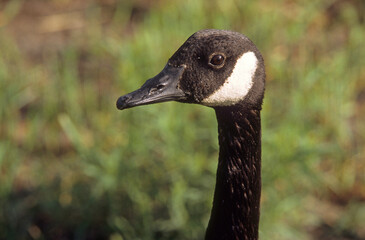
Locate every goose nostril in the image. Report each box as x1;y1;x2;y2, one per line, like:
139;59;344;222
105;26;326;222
150;84;165;94
157;84;165;90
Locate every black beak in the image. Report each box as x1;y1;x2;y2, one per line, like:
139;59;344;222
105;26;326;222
116;64;186;110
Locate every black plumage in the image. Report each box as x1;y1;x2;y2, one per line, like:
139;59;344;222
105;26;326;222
117;29;265;240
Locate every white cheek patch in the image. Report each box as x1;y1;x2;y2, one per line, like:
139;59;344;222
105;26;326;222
201;51;258;106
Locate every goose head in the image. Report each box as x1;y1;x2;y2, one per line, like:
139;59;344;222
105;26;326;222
116;29;265;110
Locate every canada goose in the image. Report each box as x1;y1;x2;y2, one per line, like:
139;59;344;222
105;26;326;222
116;29;265;240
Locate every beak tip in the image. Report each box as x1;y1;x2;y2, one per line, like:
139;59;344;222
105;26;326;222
116;95;129;110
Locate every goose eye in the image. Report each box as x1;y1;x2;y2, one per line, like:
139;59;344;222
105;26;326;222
209;54;225;67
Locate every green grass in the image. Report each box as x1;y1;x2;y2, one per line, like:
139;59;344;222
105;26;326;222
1;0;364;239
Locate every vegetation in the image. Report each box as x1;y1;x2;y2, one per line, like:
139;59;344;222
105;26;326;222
0;0;364;239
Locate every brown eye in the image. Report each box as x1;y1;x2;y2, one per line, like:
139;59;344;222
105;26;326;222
209;54;225;67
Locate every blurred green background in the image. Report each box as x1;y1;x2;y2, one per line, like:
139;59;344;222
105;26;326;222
1;0;364;239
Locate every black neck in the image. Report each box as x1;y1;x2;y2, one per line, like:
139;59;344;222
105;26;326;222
205;105;262;240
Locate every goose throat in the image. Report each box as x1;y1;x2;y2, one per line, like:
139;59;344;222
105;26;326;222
205;107;261;240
